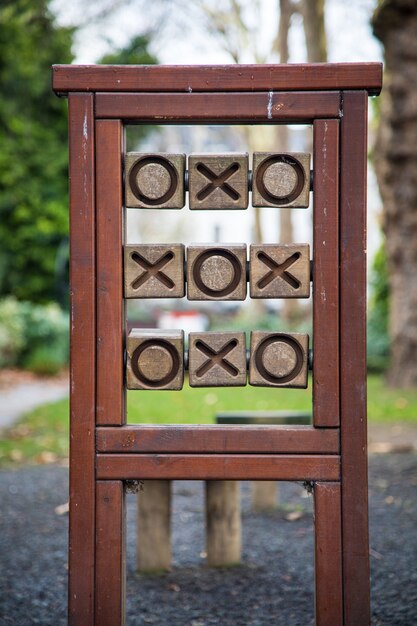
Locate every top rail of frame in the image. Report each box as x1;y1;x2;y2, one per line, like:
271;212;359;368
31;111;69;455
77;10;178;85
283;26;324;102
52;63;382;97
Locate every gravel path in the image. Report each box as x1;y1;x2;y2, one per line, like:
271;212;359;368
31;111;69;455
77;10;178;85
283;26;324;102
0;453;416;625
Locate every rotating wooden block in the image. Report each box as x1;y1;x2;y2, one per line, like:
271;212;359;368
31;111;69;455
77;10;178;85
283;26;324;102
250;244;310;299
124;244;185;299
188;332;247;387
126;329;184;390
187;244;247;301
125;153;185;209
188;153;248;210
252;152;310;208
249;331;309;388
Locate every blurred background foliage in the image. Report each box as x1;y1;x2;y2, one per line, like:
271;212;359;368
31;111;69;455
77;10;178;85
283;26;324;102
0;1;157;373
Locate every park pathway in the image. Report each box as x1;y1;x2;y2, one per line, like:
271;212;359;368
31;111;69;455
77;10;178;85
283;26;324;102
0;373;68;431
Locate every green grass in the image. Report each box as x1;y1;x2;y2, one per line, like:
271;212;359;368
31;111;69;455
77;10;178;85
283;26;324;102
1;374;417;466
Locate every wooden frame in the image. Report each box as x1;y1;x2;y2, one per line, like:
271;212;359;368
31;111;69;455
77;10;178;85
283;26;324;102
55;63;381;626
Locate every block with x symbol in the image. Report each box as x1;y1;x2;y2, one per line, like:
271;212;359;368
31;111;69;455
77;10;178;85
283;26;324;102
188;332;247;387
124;244;185;299
188;153;249;210
250;244;310;299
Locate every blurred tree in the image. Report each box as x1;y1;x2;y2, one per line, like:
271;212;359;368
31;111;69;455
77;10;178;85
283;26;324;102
372;0;417;386
0;0;74;304
99;34;158;151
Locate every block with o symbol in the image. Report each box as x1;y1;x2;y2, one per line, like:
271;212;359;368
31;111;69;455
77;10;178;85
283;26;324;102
126;329;184;390
125;153;186;209
249;331;309;388
252;152;310;208
186;244;247;301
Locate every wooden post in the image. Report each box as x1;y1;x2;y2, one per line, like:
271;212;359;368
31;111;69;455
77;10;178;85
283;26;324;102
137;480;171;572
340;91;371;626
206;481;241;567
67;93;96;625
251;481;278;511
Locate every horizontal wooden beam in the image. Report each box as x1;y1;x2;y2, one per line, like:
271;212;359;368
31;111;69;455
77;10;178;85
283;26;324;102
96;425;339;454
96;453;340;481
94;92;341;123
52;63;382;96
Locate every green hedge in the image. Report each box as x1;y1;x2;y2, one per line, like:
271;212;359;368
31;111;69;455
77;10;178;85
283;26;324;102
0;297;68;374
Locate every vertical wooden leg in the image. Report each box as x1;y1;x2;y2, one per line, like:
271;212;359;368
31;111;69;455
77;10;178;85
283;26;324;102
137;480;171;572
206;481;241;567
251;481;278;511
314;482;343;626
96;481;126;626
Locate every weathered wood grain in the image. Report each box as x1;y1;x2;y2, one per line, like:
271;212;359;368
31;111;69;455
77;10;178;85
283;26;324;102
206;481;241;566
67;93;96;626
340;91;370;626
52;63;382;95
126;329;184;391
95;481;125;626
96;425;340;455
252;152;311;207
124;244;185;299
188;332;247;387
96;454;340;481
137;481;171;573
125;152;185;209
96;119;125;426
187;244;247;300
313;119;340;427
188;153;248;209
250;243;310;299
249;332;309;388
314;482;343;626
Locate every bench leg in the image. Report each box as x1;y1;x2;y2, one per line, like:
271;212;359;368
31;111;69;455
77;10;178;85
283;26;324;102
137;480;171;573
205;480;241;567
251;481;279;511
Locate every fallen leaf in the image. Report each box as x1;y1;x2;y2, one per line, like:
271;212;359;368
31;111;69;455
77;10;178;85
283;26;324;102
285;510;303;522
55;502;69;515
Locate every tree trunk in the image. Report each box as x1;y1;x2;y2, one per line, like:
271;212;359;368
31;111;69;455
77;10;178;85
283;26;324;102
301;0;327;63
373;0;417;387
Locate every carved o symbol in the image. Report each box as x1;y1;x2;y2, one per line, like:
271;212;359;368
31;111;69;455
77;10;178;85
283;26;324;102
129;156;178;206
256;155;305;205
192;249;242;298
254;334;304;384
131;339;180;388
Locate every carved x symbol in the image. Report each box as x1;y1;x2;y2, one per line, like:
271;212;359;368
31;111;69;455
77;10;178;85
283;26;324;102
195;339;239;378
257;251;301;290
131;251;175;290
196;162;240;201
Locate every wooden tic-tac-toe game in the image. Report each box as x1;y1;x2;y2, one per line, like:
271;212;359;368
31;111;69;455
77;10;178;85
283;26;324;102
52;62;382;625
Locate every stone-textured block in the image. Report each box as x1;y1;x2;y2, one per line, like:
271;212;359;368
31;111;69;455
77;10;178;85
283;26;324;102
249;243;310;299
252;152;310;208
124;244;185;299
187;244;247;301
188;332;247;387
188;153;249;210
127;329;184;390
249;332;309;388
125;153;185;209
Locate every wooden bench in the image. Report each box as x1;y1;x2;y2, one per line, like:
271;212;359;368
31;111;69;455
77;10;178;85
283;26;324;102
137;411;311;571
